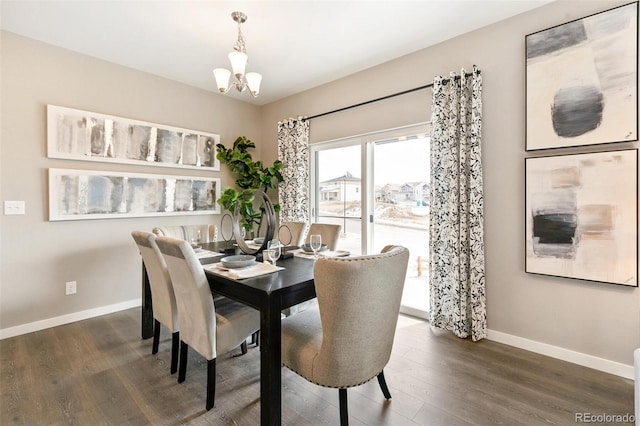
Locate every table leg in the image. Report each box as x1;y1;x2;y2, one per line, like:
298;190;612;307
260;298;282;425
141;262;154;339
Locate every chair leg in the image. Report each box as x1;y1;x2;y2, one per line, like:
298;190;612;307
241;340;248;355
178;341;188;383
251;331;260;346
170;332;179;374
152;319;160;354
377;371;392;399
206;358;216;411
339;388;348;426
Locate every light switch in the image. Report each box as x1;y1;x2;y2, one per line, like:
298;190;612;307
4;200;26;215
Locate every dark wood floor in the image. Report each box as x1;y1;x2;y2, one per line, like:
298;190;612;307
1;308;634;425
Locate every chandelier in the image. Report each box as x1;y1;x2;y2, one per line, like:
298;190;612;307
213;11;262;98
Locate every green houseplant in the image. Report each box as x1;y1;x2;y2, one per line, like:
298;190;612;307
216;136;283;241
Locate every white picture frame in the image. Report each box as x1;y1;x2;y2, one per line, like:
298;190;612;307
49;168;221;221
47;104;220;171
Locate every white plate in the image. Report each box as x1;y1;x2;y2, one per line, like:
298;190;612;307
220;255;256;269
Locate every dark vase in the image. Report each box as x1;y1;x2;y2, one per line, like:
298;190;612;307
232;191;275;255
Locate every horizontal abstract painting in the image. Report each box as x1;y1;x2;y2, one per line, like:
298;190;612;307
49;168;220;221
526;2;638;150
48;105;220;170
525;149;638;286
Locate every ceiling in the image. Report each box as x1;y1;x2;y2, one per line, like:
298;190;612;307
1;1;553;105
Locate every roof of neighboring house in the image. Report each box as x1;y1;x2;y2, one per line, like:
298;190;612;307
320;171;361;185
382;183;402;191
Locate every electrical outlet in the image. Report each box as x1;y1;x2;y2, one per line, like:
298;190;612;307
65;281;77;295
4;200;25;215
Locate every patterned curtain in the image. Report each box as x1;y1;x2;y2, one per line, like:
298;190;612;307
429;65;486;341
277;117;310;222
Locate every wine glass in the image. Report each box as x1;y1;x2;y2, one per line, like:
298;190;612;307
310;234;322;260
190;229;201;248
266;239;282;266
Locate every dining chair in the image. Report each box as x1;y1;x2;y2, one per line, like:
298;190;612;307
155;236;260;411
278;221;308;247
131;230;180;374
280;245;410;425
304;223;342;250
152;224;218;243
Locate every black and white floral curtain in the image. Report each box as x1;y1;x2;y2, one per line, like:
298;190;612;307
277;117;310;223
429;65;486;341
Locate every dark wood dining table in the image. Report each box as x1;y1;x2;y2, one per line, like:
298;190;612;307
140;242;316;425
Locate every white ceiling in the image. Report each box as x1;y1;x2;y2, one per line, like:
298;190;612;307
1;1;553;105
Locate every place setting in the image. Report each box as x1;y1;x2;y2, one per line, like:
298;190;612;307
204;239;285;279
188;230;220;259
292;234;350;260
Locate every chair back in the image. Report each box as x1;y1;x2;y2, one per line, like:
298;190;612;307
278;221;308;247
155;236;218;360
305;223;342;250
152;224;218;243
312;245;409;387
131;231;178;332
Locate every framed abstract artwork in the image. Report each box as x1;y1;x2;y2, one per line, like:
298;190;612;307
525;2;638;151
47;105;220;170
49;168;220;221
525;149;638;286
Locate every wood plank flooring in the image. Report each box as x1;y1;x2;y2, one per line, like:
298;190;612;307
1;309;634;425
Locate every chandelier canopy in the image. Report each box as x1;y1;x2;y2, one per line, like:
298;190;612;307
213;11;262;98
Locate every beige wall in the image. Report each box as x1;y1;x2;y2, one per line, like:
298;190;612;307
261;0;640;367
0;32;262;330
2;0;638;370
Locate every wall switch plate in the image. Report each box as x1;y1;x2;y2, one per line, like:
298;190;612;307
4;200;25;215
65;281;77;295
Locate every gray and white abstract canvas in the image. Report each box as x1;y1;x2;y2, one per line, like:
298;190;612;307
47;105;220;170
525;149;638;286
526;2;638;150
49;168;220;221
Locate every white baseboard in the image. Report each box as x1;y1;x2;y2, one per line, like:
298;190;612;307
0;299;142;340
487;329;634;380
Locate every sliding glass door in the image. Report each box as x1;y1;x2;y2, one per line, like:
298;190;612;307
370;135;429;318
311;124;430;318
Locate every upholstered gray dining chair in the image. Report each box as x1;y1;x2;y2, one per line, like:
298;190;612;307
278;221;308;247
304;223;342;250
280;245;409;425
131;230;180;374
155;236;260;411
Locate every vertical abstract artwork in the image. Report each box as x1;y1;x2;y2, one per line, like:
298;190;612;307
526;2;638;150
525;149;638;286
49;169;220;221
48;105;220;170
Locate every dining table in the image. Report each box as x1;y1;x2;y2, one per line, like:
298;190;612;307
140;241;317;425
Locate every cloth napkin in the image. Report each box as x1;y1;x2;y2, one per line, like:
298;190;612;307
293;249;350;259
203;261;284;280
195;249;219;259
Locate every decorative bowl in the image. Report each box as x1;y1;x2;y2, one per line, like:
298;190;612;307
221;255;256;269
253;237;265;245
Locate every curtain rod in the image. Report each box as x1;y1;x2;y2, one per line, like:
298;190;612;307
303;70;480;122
